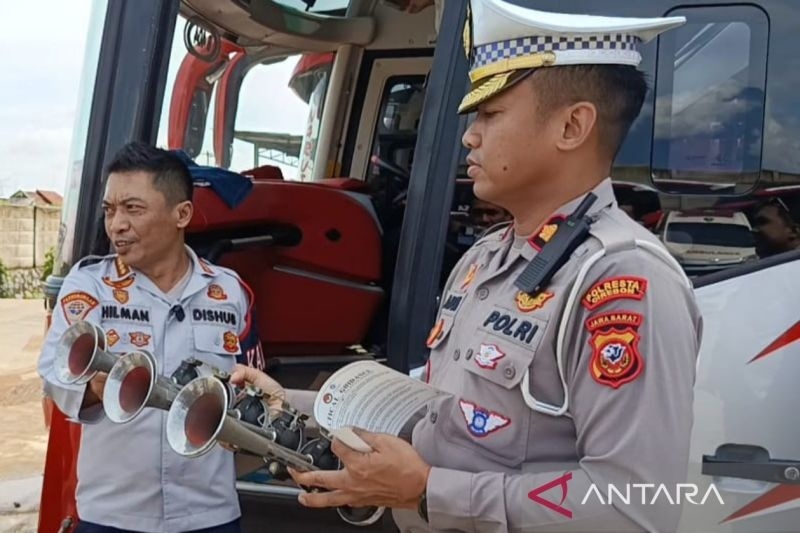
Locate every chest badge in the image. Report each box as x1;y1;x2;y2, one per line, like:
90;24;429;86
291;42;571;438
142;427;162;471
208;284;228;301
223;331;239;353
128;331;151;348
106;329;120;347
515;291;554;313
459;400;510;437
475;343;505;370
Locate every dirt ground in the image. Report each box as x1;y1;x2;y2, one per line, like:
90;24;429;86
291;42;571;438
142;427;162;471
0;299;49;532
0;299;49;480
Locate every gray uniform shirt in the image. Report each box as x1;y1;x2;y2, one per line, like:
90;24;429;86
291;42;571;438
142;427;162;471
38;246;253;532
393;178;702;532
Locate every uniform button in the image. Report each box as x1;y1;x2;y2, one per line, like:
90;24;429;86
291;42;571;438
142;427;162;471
504;365;516;380
214;338;221;347
465;348;474;360
477;288;490;300
429;412;438;424
453;349;461;361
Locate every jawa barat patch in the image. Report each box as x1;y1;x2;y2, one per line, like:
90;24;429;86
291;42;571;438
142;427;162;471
582;277;647;310
585;311;643;332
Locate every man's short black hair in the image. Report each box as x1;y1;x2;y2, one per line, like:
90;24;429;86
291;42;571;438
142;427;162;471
106;142;193;205
528;64;648;159
758;198;800;231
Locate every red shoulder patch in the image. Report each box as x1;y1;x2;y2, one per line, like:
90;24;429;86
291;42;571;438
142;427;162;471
60;291;99;325
588;327;643;389
582;277;647;311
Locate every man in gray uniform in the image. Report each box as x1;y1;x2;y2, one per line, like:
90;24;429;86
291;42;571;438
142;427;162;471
252;0;703;531
38;143;261;532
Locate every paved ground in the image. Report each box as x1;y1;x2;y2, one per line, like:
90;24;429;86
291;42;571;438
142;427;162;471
0;299;49;532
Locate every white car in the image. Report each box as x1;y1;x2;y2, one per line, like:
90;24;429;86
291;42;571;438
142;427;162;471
660;210;757;274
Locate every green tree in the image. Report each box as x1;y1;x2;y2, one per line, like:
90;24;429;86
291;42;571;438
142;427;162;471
41;247;56;282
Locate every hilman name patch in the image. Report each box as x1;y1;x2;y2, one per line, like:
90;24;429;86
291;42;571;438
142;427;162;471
585;311;643;332
582;277;647;310
102;305;150;323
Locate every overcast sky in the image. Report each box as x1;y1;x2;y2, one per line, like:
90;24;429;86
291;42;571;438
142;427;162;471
0;2;92;197
1;1;310;198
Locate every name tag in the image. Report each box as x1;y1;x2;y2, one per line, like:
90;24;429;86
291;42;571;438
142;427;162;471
101;304;150;323
478;309;548;350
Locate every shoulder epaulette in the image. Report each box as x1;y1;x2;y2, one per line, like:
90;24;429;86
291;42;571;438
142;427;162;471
474;221;513;246
76;254;112;269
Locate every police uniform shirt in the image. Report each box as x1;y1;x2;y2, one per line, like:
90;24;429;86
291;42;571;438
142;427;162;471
37;246;260;532
392;178;702;533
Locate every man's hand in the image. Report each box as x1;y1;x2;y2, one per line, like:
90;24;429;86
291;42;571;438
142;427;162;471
82;372;107;408
289;429;431;510
229;364;285;410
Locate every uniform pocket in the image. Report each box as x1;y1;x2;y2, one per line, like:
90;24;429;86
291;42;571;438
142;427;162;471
461;335;534;390
435;333;538;468
193;326;242;358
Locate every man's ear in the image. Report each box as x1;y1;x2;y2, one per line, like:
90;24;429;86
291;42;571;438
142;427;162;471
555;101;597;152
175;201;193;229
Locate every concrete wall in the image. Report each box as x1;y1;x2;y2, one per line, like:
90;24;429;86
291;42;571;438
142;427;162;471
0;205;61;269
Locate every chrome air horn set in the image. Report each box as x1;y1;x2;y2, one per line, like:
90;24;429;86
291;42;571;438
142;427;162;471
54;321;385;527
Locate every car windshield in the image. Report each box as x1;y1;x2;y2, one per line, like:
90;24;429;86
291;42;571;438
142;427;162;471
666;222;755;247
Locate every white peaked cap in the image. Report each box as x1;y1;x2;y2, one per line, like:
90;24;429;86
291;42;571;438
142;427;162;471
459;0;686;113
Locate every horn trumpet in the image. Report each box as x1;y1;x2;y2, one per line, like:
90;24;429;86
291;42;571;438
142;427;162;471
103;350;181;423
166;375;311;466
104;355;227;424
166;375;385;527
55;321;116;385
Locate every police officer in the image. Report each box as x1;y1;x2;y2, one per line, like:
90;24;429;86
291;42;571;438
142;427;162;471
37;143;263;532
235;0;702;531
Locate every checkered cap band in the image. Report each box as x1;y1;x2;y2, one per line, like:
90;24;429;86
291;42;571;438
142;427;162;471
473;34;640;68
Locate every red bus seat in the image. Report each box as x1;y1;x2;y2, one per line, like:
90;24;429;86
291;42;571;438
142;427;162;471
188;180;383;356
